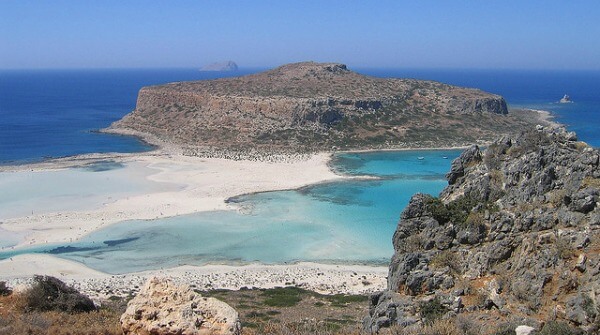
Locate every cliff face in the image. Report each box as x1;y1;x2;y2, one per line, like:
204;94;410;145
365;127;600;333
109;62;533;153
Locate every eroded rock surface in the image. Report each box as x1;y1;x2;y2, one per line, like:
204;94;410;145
109;62;539;154
121;277;241;335
365;127;600;333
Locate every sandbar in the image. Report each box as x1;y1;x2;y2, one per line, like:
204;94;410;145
0;150;390;296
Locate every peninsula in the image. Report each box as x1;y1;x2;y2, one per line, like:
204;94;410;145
108;62;542;155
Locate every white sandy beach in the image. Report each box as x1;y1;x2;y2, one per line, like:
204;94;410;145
0;150;388;297
0;152;342;248
0;109;557;298
1;254;387;300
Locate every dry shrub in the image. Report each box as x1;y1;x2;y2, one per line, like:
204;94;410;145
0;312;52;335
0;290;121;335
398;235;425;253
581;176;600;189
0;281;11;296
389;318;462;335
45;309;123;335
0;308;122;335
22;275;96;313
430;251;462;275
241;320;362;335
548;189;568;207
555;237;575;260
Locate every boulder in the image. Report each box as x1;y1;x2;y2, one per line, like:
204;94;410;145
515;325;535;335
121;277;241;335
446;145;481;185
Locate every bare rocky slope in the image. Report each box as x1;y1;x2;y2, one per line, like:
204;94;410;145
109;62;540;154
365;126;600;333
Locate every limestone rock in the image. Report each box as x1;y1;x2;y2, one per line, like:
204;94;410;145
107;62;527;154
576;253;587;272
515;325;535;335
365;127;600;332
121;277;241;335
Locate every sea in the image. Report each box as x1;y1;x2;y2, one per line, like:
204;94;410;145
0;68;599;273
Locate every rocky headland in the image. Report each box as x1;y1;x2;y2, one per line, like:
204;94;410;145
109;62;542;156
365;126;600;333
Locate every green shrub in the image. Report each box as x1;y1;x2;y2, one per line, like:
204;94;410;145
424;196;451;224
430;251;462;275
419;298;447;325
425;195;480;225
22;275;96;313
0;281;11;296
538;321;581;335
261;287;304;307
325;294;366;307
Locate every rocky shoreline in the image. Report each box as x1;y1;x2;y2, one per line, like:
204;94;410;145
3;256;387;303
365;126;600;333
109;62;546;154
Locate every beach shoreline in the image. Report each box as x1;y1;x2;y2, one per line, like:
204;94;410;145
0;254;388;300
0;148;390;297
0;109;559;297
0;150;345;250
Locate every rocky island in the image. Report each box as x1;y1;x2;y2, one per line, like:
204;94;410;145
366;126;600;334
200;60;239;72
109;62;542;156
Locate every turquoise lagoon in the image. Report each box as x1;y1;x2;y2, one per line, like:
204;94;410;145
0;161;179;222
0;150;459;274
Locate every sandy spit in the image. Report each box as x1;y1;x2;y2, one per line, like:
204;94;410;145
0;150;391;296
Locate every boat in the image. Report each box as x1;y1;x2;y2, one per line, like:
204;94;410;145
442;156;448;159
417;157;425;160
559;94;572;103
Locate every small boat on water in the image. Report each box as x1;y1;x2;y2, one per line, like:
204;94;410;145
442;156;448;159
560;94;572;103
417;157;425;160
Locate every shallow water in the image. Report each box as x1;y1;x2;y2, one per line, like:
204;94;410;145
2;68;597;165
0;161;178;222
4;68;597;273
0;150;460;273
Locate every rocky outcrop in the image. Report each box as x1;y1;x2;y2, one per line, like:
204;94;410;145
109;62;537;154
121;277;241;335
365;126;600;333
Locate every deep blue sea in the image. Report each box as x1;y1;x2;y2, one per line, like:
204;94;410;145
0;69;257;164
1;68;599;273
361;68;600;147
1;68;598;165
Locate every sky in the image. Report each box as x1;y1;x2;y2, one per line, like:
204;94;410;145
1;1;600;70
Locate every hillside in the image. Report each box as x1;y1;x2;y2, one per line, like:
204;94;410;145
109;62;541;154
365;126;600;333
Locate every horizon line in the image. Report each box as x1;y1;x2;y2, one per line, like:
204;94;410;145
2;65;600;72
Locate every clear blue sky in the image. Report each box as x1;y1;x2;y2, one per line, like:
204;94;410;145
2;0;600;70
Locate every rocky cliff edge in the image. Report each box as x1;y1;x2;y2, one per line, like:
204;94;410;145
365;126;600;333
108;62;542;155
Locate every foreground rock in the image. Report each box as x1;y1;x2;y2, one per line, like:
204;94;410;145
121;277;241;335
109;62;540;155
365;126;600;333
